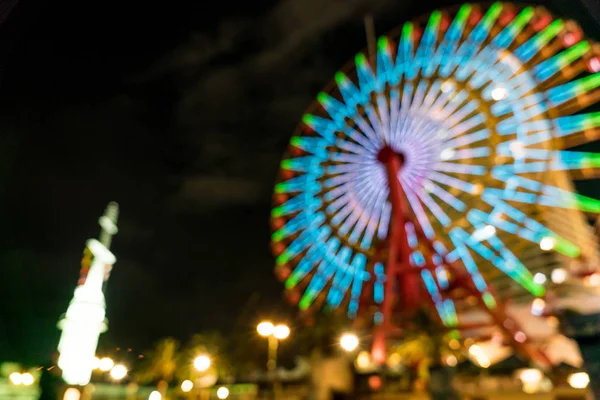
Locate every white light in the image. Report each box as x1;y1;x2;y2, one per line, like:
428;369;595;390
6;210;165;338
509;140;526;159
91;357;100;370
340;333;359;352
21;373;34;386
148;391;162;400
63;388;81;400
519;368;543;385
217;386;230;399
181;380;193;393
539;237;556;251
441;80;456;93
533;273;547;285
531;298;546;316
257;321;275;337
551;268;567;284
9;372;22;385
473;225;496;242
468;345;490;368
110;364;128;380
491;86;508;100
99;357;114;372
586;273;600;287
440;148;455;160
194;355;211;372
568;372;590;389
273;324;290;340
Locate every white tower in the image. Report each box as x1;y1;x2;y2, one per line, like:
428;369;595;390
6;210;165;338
57;202;119;386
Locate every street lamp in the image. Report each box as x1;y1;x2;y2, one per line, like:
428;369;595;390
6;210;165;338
257;321;290;398
257;321;290;372
193;355;211;372
181;380;194;393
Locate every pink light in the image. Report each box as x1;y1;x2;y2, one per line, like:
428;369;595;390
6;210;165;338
588;57;600;73
514;331;527;343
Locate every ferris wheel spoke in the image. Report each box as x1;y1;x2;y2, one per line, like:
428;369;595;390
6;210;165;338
375;94;391;143
377;37;395;86
348;254;369;317
353;113;383;147
401;180;436;239
447;113;485;139
433;4;471;77
413;186;452;227
410;10;442;80
326;246;353;307
395;84;414;141
444;128;491;149
533;41;591;83
428;171;479;194
394;22;416;79
377;202;392;240
546;73;600;109
434;162;486;175
514;19;564;63
365;104;386;142
317;91;349;123
442;146;491;161
446;3;502;80
284;226;332;287
422;180;466;212
335;71;361;111
335;138;372;156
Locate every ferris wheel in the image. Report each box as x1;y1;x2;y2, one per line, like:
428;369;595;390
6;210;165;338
271;1;600;365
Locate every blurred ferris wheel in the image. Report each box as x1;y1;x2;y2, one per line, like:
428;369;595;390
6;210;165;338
271;1;600;364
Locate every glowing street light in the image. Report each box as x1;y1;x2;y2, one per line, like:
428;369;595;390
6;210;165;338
568;372;590;389
181;380;194;393
148;391;162;400
9;372;22;385
217;386;230;399
273;324;290;340
257;320;290;396
99;357;114;372
63;388;82;400
194;355;211;372
257;321;275;337
110;364;128;380
21;373;35;386
340;333;359;352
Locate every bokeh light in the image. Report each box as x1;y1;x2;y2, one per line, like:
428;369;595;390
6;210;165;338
340;333;359;352
194;355;211;372
257;321;275;337
273;324;290;340
217;386;229;399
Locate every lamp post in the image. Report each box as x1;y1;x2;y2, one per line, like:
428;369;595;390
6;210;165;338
257;321;290;399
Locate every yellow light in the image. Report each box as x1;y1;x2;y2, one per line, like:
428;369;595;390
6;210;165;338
257;321;275;337
469;345;490;369
217;386;230;399
21;373;34;386
273;324;290;340
99;357;114;372
355;351;371;370
148;391;162;400
540;237;556;251
340;333;359;352
448;339;460;350
181;380;193;393
9;372;22;385
91;357;101;370
194;355;211;372
110;364;128;380
446;355;458;367
568;372;590;389
63;388;81;400
387;352;401;368
585;273;600;287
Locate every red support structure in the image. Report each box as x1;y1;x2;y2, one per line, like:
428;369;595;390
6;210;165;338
372;146;421;365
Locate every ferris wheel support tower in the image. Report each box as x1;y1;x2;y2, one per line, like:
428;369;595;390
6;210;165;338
57;202;119;386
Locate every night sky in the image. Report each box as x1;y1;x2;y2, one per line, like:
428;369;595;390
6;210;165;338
0;0;598;365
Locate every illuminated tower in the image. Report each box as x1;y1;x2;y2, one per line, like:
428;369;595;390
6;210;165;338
57;202;119;386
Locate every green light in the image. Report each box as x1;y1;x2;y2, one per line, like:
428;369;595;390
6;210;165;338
355;53;368;66
482;292;497;309
553;237;580;258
